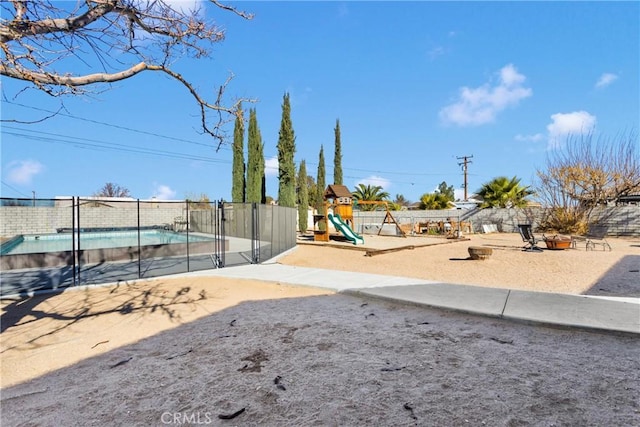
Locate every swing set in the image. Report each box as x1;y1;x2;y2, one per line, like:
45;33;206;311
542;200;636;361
353;200;407;237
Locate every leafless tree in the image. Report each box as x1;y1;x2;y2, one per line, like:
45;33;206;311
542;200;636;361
0;0;254;149
535;130;639;233
95;182;131;197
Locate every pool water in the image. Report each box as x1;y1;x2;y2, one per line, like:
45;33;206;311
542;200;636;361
1;230;215;255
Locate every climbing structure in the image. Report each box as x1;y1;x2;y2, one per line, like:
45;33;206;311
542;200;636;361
313;184;361;243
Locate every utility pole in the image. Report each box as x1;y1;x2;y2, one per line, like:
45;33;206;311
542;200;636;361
456;155;473;201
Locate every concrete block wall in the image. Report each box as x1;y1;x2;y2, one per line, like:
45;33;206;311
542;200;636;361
0;206;184;237
352;206;640;237
3;205;638;239
1;207;72;237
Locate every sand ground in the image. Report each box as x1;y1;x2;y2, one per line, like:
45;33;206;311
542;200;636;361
1;233;639;426
281;233;640;297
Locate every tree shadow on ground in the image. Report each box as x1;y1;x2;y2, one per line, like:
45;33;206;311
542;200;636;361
583;254;640;297
0;281;206;341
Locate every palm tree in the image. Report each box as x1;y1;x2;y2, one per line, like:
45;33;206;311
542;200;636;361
394;194;410;207
419;193;454;210
352;184;390;211
476;176;533;208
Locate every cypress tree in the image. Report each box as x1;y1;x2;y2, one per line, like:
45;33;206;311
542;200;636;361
277;93;296;207
297;160;309;233
247;108;265;204
316;145;326;231
258;124;266;204
333;119;343;185
231;105;245;203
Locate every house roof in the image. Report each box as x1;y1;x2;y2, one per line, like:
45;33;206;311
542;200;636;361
324;184;352;199
618;192;640;202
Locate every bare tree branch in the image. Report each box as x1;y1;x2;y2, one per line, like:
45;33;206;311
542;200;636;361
535;130;639;233
0;0;255;148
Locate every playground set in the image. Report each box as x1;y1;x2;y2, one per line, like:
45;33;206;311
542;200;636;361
313;185;406;245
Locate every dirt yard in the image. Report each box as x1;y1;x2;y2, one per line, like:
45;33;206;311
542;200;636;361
1;233;639;426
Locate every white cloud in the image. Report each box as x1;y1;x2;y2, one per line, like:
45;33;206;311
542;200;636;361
547;111;596;138
151;184;177;200
595;73;618;89
439;64;532;126
264;156;279;177
515;133;544;142
6;159;44;185
356;175;391;191
546;111;596;149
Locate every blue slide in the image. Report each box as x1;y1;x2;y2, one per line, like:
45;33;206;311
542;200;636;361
328;213;365;245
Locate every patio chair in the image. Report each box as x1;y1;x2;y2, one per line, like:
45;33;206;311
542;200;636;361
572;225;611;251
517;224;543;252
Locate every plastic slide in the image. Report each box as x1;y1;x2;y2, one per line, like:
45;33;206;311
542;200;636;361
328;213;365;245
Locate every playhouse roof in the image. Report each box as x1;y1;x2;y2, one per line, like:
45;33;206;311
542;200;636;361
324;184;352;199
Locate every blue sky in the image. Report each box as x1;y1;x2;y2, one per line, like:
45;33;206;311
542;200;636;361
1;1;638;203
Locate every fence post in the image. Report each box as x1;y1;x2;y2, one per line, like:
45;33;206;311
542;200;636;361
251;203;260;264
137;199;141;279
186;200;190;272
72;197;77;286
76;197;81;283
220;200;226;267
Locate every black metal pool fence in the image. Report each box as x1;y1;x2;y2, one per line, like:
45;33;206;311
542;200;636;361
0;197;297;296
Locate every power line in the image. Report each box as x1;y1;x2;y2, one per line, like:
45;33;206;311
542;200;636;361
3;101;224;150
2;126;231;164
4;102;460;179
1;180;30;197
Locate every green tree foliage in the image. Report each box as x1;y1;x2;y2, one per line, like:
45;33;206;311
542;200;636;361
246;108;265;204
334;119;343;185
297;160;309;233
437;181;455;201
316;146;326;206
277;93;296;207
316;146;326;231
231;104;245;203
394;194;410;208
352;184;390;211
306;175;318;208
476;176;533;208
419;193;453;210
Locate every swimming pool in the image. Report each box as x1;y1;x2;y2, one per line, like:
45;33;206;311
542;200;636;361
1;230;215;255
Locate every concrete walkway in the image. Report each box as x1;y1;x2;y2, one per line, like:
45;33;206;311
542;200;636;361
186;263;640;335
